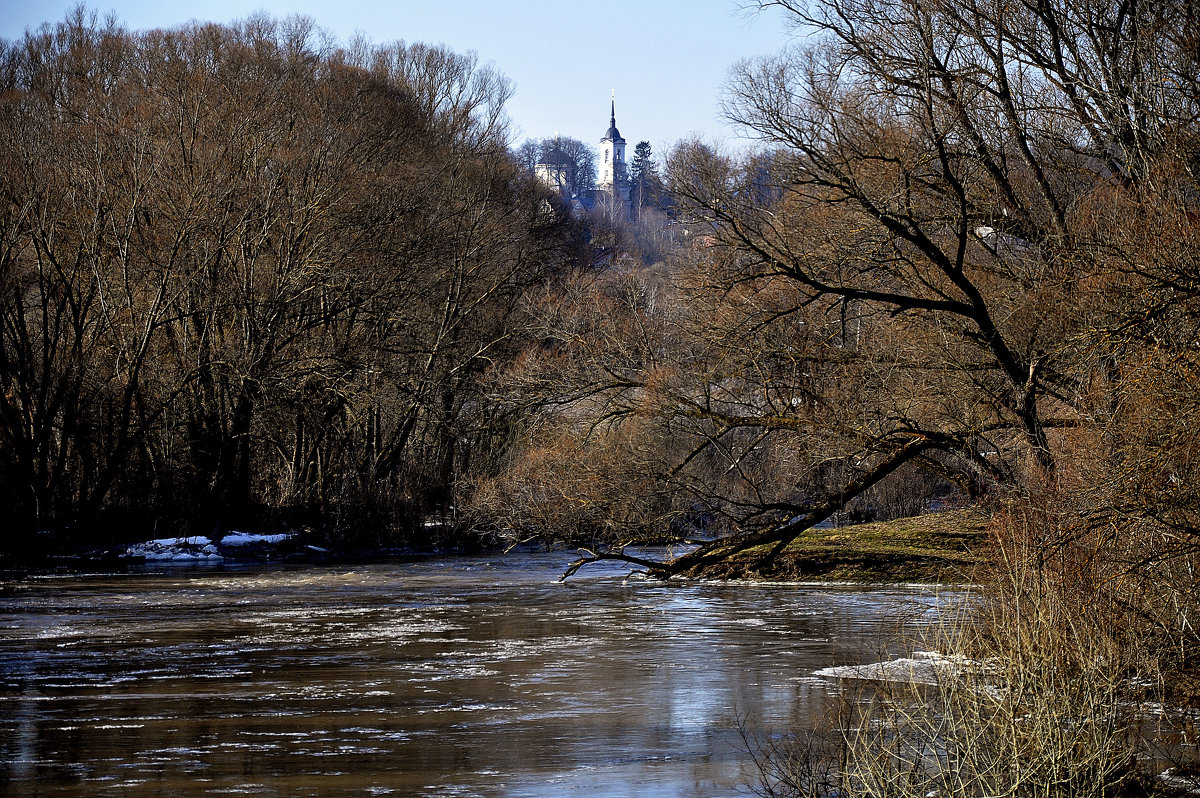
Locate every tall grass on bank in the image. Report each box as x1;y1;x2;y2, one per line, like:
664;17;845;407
746;504;1197;798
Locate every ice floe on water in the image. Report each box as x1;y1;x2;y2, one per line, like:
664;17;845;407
814;651;970;685
1158;768;1200;794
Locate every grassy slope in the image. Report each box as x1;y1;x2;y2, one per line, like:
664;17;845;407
685;507;991;583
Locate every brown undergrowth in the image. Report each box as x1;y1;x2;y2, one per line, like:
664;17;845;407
743;492;1200;797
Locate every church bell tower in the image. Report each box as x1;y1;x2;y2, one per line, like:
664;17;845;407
597;92;630;212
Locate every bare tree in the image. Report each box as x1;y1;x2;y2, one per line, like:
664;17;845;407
536;136;597;197
513;138;540;173
557;0;1200;578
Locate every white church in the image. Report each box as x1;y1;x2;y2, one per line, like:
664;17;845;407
535;96;632;219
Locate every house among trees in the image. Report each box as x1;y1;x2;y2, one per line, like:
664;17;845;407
532;140;574;196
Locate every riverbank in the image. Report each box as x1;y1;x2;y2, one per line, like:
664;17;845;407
2;509;992;584
0;523;491;573
681;508;991;583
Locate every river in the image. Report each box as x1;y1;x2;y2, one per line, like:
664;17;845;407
0;550;952;796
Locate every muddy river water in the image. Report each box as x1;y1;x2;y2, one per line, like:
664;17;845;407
0;551;952;796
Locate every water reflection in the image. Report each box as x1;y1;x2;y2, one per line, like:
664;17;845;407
0;553;953;796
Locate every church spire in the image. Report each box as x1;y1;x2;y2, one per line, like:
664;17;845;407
603;90;623;143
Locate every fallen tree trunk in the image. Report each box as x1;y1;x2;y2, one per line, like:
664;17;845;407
561;435;935;580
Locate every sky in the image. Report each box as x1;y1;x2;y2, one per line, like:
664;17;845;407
0;0;800;157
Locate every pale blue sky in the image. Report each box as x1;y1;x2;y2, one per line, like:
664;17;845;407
1;0;799;157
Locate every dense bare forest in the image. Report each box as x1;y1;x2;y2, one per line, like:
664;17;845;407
2;1;1199;571
0;9;590;553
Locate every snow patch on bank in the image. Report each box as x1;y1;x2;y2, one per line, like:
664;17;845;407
121;531;303;561
220;532;292;547
123;537;222;561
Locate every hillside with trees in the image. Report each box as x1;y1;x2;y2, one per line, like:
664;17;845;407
0;9;587;555
496;0;1200;590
